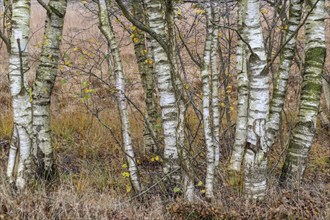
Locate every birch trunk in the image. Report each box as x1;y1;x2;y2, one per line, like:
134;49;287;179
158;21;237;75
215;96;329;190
280;0;326;185
166;0;194;201
264;0;302;151
32;0;67;179
229;0;248;182
7;0;32;189
210;2;220;168
243;0;268;201
98;0;141;193
131;1;158;154
145;0;181;187
202;1;215;200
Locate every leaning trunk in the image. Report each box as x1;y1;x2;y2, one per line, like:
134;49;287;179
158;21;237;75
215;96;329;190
98;0;141;193
280;0;326;185
264;0;302;151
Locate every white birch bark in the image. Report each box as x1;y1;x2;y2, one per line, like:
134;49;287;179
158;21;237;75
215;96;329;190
280;0;326;185
166;0;194;201
210;2;220;168
202;1;215;200
243;0;268;201
145;0;181;186
7;0;32;189
98;0;141;192
264;0;302;151
229;0;248;177
32;0;67;179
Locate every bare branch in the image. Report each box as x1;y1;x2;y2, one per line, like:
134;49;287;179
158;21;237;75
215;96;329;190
114;0;169;54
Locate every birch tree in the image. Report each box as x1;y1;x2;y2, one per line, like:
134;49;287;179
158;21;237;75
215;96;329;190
280;0;326;185
144;0;181;187
165;0;195;201
210;2;220;168
131;1;158;154
98;0;141;193
6;0;32;189
201;1;215;200
264;0;302;153
32;0;67;179
243;0;268;201
229;0;248;181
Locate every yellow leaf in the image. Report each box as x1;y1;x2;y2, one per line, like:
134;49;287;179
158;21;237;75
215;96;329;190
196;9;205;14
121;171;130;178
260;8;268;14
126;184;132;193
155;155;159;161
201;189;206;194
197;181;203;186
122;164;128;169
133;37;139;43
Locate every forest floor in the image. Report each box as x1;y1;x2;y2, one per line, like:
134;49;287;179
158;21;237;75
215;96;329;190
0;87;329;219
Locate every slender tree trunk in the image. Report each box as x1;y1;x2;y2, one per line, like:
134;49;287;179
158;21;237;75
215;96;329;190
280;0;326;185
131;1;158;154
210;2;220;168
32;0;67;179
166;0;195;201
229;0;248;184
264;0;302;151
145;0;181;187
202;1;215;200
7;0;32;189
243;0;268;201
98;0;141;193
